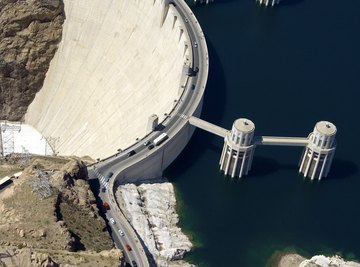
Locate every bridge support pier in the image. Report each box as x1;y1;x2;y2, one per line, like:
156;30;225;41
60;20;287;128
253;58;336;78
219;118;255;178
299;121;337;180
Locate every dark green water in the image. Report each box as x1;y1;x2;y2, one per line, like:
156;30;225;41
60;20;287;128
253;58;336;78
165;0;360;266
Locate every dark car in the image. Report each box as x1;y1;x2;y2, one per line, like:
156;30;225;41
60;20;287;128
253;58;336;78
132;260;138;267
104;172;113;182
127;150;136;157
125;244;132;251
147;144;154;150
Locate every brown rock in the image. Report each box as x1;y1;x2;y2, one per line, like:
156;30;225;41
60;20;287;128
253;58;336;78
0;0;65;120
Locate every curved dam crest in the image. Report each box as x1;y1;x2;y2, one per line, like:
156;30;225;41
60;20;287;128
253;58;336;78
25;0;191;159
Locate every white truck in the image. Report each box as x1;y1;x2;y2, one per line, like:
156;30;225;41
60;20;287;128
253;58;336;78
153;133;168;146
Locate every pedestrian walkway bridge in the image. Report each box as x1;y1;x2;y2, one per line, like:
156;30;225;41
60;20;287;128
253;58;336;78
188;116;309;147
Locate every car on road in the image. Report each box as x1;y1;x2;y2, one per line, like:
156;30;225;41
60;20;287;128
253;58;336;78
194;41;198;48
185;18;188;23
147;144;154;150
125;244;132;251
103;202;110;210
127;150;136;157
132;260;138;267
143;140;150;146
101;186;106;192
118;229;125;236
104;171;113;183
109;218;116;225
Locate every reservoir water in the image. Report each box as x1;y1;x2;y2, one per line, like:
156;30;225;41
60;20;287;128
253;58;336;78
165;0;360;266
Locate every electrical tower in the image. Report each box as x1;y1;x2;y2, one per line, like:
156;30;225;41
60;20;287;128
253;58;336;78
19;146;31;167
0;122;21;157
42;136;60;155
32;169;52;199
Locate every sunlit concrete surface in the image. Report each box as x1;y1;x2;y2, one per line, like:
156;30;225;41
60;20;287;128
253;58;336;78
25;0;190;159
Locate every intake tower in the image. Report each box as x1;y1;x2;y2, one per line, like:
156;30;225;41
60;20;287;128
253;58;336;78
219;119;255;178
189;117;337;180
299;121;337;180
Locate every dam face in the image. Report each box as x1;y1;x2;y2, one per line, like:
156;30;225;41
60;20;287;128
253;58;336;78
25;0;190;159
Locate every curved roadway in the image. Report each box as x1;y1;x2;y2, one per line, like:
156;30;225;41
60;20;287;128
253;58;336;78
89;1;209;266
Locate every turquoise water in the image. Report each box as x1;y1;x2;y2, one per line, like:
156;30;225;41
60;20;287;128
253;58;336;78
165;0;360;266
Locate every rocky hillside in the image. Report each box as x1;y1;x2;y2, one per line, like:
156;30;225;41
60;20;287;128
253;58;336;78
0;0;64;121
0;156;124;266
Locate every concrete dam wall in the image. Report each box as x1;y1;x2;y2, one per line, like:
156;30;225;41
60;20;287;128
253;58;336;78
25;0;191;159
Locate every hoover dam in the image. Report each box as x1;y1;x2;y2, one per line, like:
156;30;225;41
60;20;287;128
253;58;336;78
24;0;203;160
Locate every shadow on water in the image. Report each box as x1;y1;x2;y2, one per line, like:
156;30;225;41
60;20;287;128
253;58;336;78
198;37;227;127
279;0;305;6
250;156;300;177
326;158;358;180
249;157;359;180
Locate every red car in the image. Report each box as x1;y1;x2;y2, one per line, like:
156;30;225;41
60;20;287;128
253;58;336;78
125;244;132;251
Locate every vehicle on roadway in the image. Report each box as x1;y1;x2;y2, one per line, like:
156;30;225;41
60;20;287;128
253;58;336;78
101;186;106;193
147;144;155;150
127;150;136;157
143;140;150;146
125;244;132;251
118;229;125;236
153;133;168;146
109;218;116;225
103;202;110;210
104;171;113;183
194;41;198;48
132;260;138;267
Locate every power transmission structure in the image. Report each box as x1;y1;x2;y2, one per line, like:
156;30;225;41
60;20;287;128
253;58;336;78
19;146;31;167
32;169;52;199
0;122;22;157
41;136;60;155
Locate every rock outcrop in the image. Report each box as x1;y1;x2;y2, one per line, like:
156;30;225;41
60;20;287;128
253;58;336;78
300;255;360;267
276;253;360;267
0;156;124;266
116;183;194;267
0;0;64;120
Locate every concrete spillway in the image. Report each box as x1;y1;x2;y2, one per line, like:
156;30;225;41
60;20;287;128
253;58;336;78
25;0;190;159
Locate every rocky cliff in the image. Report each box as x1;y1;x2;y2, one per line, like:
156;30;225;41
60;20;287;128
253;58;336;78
116;183;194;267
0;156;124;266
0;0;64;120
